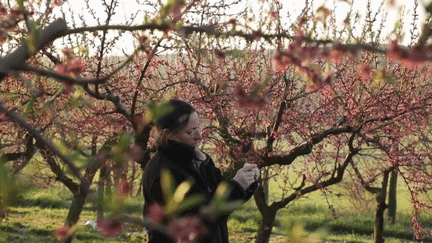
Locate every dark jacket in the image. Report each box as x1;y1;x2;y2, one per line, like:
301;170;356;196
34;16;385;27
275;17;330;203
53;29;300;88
143;140;256;243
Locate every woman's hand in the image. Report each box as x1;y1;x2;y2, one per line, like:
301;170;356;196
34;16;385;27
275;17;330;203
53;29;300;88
232;163;260;190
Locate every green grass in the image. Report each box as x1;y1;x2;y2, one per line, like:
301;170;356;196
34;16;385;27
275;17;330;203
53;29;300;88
2;173;432;243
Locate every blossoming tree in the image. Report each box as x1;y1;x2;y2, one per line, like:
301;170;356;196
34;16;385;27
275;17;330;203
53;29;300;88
1;0;432;243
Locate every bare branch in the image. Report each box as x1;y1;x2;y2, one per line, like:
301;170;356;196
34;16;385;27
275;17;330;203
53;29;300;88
262;125;359;167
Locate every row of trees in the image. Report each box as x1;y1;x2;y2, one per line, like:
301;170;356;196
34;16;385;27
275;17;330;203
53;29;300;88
1;0;432;242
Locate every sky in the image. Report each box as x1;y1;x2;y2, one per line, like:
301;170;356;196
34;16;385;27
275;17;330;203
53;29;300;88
52;0;431;55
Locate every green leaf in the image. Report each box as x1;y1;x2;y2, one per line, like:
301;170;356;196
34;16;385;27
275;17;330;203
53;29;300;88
16;0;25;13
213;181;230;201
145;100;174;124
165;179;204;215
24;96;36;114
161;169;176;205
169;194;205;216
4;92;20;100
215;200;243;215
209;182;243;215
426;2;432;15
143;14;149;24
54;139;69;155
118;133;133;149
172;180;193;203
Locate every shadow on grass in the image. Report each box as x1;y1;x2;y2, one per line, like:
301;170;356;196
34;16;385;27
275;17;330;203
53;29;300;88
0;222;56;243
14;187;144;215
15;188;72;209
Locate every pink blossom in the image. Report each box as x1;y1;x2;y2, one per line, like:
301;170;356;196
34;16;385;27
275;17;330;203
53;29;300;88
97;218;124;238
118;181;132;197
359;65;373;81
147;203;165;224
234;85;266;109
54;226;70;240
271;52;292;72
129;144;144;162
68;58;86;76
168;216;207;243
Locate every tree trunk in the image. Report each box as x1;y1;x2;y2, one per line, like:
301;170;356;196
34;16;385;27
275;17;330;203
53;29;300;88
374;170;390;243
254;183;277;243
387;169;398;224
65;189;89;226
63;180;90;243
255;208;277;243
97;166;108;219
262;168;269;204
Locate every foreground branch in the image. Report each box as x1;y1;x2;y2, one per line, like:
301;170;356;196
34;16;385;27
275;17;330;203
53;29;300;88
0;18;68;81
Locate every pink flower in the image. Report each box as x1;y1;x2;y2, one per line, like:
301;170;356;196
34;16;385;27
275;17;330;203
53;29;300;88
97;218;124;238
234;85;266;109
359;65;373;81
129;144;144;162
147;203;165;224
118;181;132;197
168;216;207;243
54;226;70;240
271;51;293;72
68;58;86;76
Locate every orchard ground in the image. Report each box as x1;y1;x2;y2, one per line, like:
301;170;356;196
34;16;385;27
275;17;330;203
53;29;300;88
0;165;430;243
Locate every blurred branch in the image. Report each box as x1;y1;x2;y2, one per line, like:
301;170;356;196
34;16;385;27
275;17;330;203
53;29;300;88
0;18;68;81
41;150;80;194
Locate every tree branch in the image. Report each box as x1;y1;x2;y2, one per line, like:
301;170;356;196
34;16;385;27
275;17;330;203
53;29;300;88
262;125;359;167
0;18;68;81
0;102;82;180
266;100;287;154
274;135;360;209
83;85;132;121
21;65;108;84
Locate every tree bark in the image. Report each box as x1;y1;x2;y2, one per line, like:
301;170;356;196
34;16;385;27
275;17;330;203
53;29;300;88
387;169;398;224
255;207;277;243
62;179;90;243
254;183;278;243
65;187;89;226
97;166;108;219
374;170;390;243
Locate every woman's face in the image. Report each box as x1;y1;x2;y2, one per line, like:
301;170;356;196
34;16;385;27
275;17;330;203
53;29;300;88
167;111;202;147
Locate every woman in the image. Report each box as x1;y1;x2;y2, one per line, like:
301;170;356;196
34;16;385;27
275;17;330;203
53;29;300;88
143;99;260;243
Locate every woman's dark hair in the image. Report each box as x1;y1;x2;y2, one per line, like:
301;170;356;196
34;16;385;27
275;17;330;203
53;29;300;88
155;99;196;133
